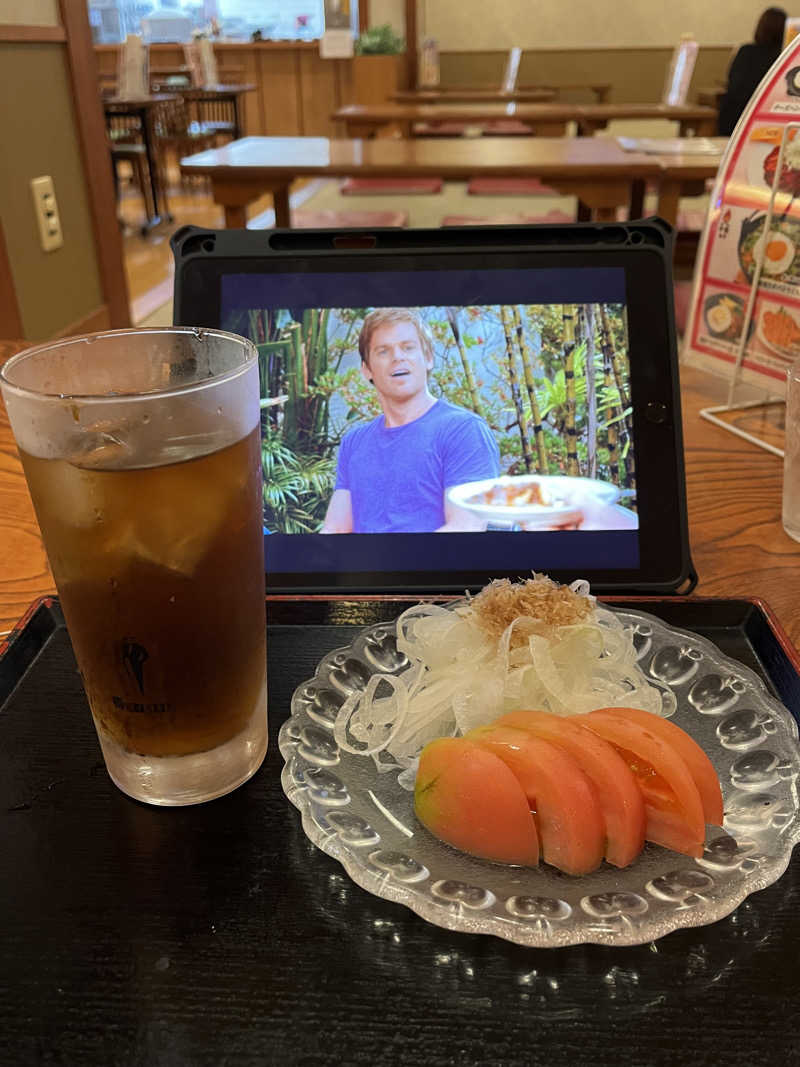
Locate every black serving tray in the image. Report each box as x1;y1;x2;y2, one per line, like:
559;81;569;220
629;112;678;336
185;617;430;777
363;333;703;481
1;596;800;1066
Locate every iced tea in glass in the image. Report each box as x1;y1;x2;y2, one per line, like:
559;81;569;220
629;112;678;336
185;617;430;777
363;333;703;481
0;327;267;805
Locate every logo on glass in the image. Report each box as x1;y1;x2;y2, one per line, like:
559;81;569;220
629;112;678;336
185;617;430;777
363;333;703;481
122;640;149;695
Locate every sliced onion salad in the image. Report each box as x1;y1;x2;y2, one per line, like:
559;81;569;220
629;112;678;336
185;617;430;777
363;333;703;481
332;578;665;787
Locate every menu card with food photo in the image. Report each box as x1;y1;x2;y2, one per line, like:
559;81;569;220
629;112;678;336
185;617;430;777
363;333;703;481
684;36;800;394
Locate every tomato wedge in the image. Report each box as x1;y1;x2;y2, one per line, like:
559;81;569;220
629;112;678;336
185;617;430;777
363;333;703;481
578;710;706;858
468;724;605;875
496;710;646;868
414;737;540;865
588;707;724;827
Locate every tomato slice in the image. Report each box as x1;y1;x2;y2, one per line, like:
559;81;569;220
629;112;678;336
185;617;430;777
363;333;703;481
578;710;706;858
588;707;724;826
414;737;540;866
468;724;605;875
645;808;704;860
496;710;646;868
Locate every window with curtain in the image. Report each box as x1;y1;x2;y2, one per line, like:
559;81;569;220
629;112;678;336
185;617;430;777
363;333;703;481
87;1;356;44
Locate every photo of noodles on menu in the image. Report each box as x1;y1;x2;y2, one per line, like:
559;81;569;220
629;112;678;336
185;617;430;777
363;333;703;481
223;302;637;537
685;33;800;388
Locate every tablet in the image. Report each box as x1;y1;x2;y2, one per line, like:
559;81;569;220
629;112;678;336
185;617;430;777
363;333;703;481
171;221;694;595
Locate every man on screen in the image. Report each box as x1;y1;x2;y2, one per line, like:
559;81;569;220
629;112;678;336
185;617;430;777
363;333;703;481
321;308;499;533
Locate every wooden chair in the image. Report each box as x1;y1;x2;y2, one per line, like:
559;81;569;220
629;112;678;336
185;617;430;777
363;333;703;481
184;90;237;143
105;115;152;220
110;142;151;214
154;97;217;188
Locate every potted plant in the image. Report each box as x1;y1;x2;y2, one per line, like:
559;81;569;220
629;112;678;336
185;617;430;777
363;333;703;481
351;24;406;104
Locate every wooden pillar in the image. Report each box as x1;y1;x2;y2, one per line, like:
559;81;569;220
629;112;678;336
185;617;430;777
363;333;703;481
58;0;131;328
405;0;418;89
0;221;24;340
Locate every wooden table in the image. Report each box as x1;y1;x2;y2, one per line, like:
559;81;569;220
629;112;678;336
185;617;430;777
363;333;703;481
611;138;724;220
0;342;54;635
696;85;726;110
392;87;558;104
336;103;719;139
393;84;613;104
577;103;717;137
654;148;724;225
2;339;798;646
104;94;176;232
335;103;576;139
150;64;245;82
179;135;666;228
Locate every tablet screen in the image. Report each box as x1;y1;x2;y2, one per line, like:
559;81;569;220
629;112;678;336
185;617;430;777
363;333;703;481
218;265;640;588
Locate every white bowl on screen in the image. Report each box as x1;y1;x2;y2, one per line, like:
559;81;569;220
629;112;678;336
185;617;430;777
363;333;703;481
446;474;623;530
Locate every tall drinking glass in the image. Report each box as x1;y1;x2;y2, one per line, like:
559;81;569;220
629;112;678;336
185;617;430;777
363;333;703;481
0;327;267;805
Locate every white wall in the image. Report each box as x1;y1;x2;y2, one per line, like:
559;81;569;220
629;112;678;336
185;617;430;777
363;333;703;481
0;0;60;25
371;0;789;49
369;0;406;37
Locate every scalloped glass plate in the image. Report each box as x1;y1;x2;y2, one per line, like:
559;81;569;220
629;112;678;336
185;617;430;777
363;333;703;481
279;607;800;947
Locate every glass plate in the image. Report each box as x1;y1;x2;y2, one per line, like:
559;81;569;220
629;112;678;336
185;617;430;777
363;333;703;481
279;607;800;947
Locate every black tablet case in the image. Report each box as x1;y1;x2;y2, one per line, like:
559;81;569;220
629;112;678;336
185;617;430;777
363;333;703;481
170;221;696;596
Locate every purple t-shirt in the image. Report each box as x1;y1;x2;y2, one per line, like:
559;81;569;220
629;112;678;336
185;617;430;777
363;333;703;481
334;399;500;533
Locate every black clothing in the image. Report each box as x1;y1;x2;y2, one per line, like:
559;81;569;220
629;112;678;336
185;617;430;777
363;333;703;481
718;43;781;134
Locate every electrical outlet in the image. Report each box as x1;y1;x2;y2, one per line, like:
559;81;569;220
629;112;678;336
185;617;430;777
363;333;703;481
30;175;63;252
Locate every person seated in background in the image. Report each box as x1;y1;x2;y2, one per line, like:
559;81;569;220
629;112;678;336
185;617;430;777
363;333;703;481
718;7;787;135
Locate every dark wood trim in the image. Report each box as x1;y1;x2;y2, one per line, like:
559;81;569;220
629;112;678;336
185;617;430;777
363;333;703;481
57;0;130;328
404;0;417;89
0;220;24;340
52;303;110;339
359;0;369;34
0;24;67;43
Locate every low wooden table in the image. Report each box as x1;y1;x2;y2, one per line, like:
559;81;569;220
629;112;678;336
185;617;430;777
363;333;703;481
696;85;726;110
179;135;665;228
653;148;724;225
2;339;798;646
335;103;576;139
393;83;613;104
336;103;718;139
392;87;558;104
0;342;54;634
577;103;717;137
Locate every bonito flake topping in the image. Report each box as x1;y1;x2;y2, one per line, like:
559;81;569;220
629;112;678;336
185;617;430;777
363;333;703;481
470;574;594;648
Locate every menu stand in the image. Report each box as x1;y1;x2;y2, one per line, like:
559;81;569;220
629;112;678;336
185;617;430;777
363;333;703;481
698;121;800;458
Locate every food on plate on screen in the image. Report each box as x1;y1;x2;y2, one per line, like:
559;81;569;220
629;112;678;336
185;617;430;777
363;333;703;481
331;575;724;874
467;480;549;508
